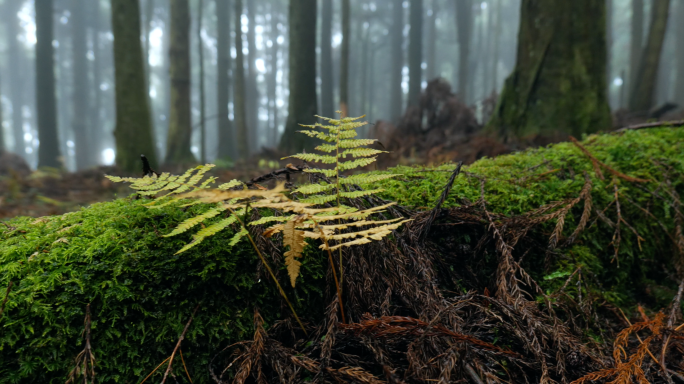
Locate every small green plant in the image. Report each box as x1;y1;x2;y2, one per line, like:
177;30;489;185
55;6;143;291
107;113;409;325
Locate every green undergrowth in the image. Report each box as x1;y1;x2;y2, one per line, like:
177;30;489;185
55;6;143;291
1;127;683;383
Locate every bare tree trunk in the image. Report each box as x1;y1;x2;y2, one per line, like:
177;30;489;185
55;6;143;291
455;0;472;102
110;0;157;172
426;0;437;80
4;1;25;158
144;0;155;82
675;0;684;106
360;22;370;115
88;0;104;165
233;0;249;159
389;0;404;121
166;0;195;164
246;0;259;153
491;0;501;92
628;0;670;112
339;0;350;116
320;0;334;118
216;0;233;159
407;0;423;109
279;0;317;154
0;73;4;153
71;0;90;170
629;0;643;96
35;0;62;168
197;0;206;163
269;2;280;146
486;0;611;140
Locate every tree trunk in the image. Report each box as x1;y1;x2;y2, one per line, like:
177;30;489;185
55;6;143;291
71;0;90;170
144;0;155;82
0;73;4;153
5;1;25;158
339;0;350;116
389;0;404;121
278;0;317;154
320;0;334;118
88;0;104;165
233;0;249;160
407;0;423;109
486;0;611;141
491;0;501;92
426;0;437;80
216;0;234;159
246;0;259;154
110;0;157;172
629;0;643;96
675;0;684;106
628;0;671;113
455;0;472;103
269;3;280;146
35;0;62;169
197;0;206;163
166;0;195;165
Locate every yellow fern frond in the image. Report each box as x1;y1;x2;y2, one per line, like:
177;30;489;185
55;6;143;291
175;213;240;254
340;148;386;158
292;183;335;195
321;219;412;251
338;157;377;171
295;129;334;142
164;205;227;237
283;217;307;287
338;139;377;148
339;189;384;199
304;168;338;177
315;144;337;153
339;129;358;139
300;194;337;205
218;179;245;190
288;153;337;164
228;227;248;247
340;174;398;185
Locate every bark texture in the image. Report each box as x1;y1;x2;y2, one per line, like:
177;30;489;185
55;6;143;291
246;0;259;154
339;0;350;116
216;0;234;159
676;0;684;106
279;0;318;154
320;0;334;118
197;0;206;163
110;0;157;172
455;0;472;102
389;0;404;121
166;0;195;165
35;0;62;168
628;0;671;112
407;0;423;108
233;0;249;160
4;0;25;157
486;0;611;140
269;2;280;146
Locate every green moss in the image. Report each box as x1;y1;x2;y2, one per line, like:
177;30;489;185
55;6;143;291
0;199;325;383
1;127;683;382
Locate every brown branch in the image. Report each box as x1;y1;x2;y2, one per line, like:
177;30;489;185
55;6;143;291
616;119;684;132
660;280;684;371
160;304;200;384
244;164;308;186
0;281;12;320
568;136;650;183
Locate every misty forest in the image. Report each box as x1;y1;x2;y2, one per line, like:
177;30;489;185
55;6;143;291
2;0;684;383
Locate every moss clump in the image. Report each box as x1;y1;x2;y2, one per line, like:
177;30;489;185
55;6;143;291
0;199;326;383
1;127;683;383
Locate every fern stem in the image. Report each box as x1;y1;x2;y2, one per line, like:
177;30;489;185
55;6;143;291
227;208;308;336
310;217;346;324
334;120;344;296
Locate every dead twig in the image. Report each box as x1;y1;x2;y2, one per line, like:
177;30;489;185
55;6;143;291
569;136;650;183
66;304;96;384
160;304;200;384
615;119;684;132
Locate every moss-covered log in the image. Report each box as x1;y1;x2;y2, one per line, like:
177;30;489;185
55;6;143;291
2;127;684;383
486;0;611;141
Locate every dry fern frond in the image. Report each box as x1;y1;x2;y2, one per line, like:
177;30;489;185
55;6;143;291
283;216;307;287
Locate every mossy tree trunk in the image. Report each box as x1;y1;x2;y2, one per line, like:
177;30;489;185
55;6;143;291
339;0;350;117
454;0;472;103
216;0;234;160
233;0;249;160
278;0;318;154
389;0;404;121
407;0;423;109
35;0;62;169
166;0;195;165
486;0;611;141
71;0;90;170
628;0;671;113
320;0;334;119
110;0;157;173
